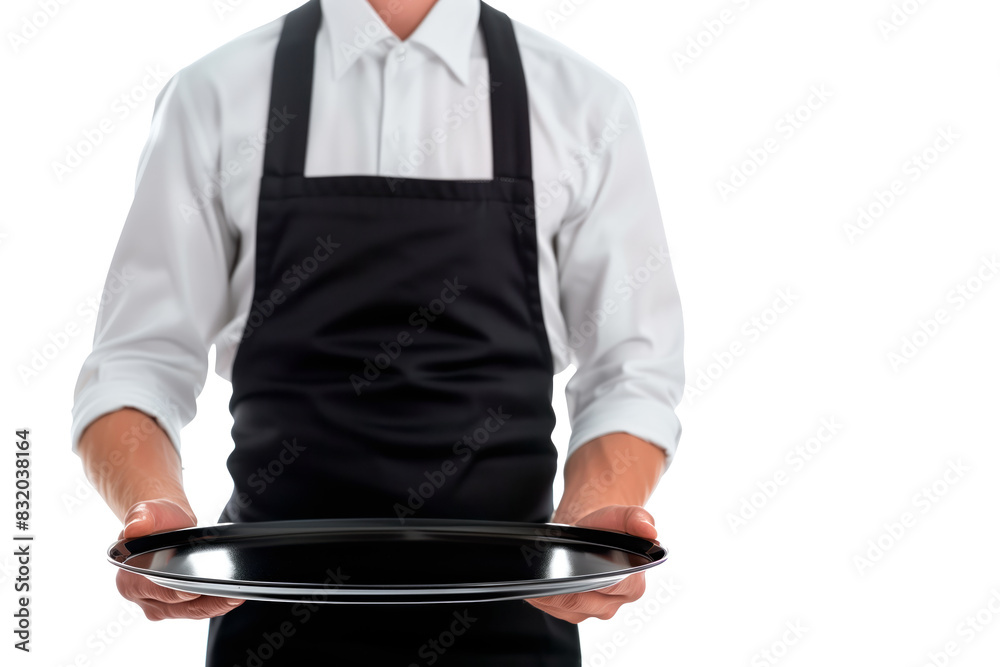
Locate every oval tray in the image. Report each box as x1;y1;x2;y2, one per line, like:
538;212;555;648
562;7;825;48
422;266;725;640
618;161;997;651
108;517;667;604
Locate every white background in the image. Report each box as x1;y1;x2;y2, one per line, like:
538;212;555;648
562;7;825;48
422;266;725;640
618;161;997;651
2;0;1000;665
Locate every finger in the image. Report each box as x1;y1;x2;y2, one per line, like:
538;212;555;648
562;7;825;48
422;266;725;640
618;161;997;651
528;592;626;622
593;571;646;598
575;505;657;540
535;582;642;611
529;572;646;618
533;586;636;613
137;596;245;622
117;571;200;604
526;595;590;624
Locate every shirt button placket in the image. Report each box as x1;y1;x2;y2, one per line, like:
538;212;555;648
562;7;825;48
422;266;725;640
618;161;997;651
379;44;401;175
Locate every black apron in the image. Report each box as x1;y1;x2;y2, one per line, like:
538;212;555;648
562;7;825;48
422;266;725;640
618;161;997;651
205;1;581;664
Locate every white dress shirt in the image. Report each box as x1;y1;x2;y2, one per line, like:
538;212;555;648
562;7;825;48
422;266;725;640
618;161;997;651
70;0;685;462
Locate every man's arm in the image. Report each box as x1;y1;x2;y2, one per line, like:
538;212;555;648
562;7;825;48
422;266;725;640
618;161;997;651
72;64;241;620
552;431;667;526
77;407;192;522
553;77;684;473
530;74;682;623
70;63;235;459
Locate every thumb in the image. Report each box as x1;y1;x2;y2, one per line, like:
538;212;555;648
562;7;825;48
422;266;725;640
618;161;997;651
574;505;657;541
122;499;196;539
122;504;155;539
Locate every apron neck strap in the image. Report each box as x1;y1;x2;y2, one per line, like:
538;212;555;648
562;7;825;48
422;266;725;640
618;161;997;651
478;2;532;181
262;0;532;182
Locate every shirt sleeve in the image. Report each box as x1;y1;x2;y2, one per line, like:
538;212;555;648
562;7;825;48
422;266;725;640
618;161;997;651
556;81;685;462
70;65;237;457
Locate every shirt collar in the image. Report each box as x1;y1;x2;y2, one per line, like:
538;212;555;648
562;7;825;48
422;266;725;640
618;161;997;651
320;0;481;85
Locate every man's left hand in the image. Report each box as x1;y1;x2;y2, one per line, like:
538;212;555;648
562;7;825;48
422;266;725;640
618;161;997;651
527;505;656;623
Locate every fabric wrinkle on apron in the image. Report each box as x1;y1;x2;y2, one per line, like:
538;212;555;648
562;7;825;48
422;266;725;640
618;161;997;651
206;1;581;664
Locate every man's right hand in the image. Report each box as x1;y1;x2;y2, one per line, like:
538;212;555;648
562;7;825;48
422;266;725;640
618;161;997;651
116;498;246;621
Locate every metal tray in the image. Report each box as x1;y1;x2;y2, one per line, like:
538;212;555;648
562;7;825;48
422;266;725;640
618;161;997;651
108;518;667;604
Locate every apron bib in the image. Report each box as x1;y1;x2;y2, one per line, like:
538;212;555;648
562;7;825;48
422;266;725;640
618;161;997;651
206;1;580;663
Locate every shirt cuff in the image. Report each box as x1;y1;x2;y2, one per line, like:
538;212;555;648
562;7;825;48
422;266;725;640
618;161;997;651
70;380;183;456
567;396;681;463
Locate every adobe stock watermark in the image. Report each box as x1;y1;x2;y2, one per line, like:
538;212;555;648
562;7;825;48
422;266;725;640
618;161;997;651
583;577;682;667
886;254;997;372
212;0;259;21
392;406;511;522
331;0;406;54
726;417;844;534
543;0;593;31
60;417;139;514
619;577;681;633
842;125;959;244
389;75;499;180
0;553;21;588
232;567;352;667
246;438;306;495
63;399;181;514
521;524;566;567
554;244;671;360
51;65;171;183
233;235;342;342
672;0;758;73
915;588;1000;667
349;278;468;395
407;609;477;667
510;113;629;235
53;600;144;667
750;620;808;667
570;115;630;173
7;0;73;54
188;437;306;522
561;448;641;524
17;272;136;386
877;0;933;40
683;288;798;406
180;106;298;221
716;84;833;202
853;459;970;575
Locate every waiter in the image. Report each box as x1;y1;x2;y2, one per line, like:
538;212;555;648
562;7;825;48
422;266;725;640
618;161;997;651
72;0;684;663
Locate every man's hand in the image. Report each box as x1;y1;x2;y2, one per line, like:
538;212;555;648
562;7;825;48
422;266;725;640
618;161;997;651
116;498;245;621
78;409;245;620
527;505;656;623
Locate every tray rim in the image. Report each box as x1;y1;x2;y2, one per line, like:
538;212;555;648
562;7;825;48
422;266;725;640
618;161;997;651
107;517;667;594
142;572;631;604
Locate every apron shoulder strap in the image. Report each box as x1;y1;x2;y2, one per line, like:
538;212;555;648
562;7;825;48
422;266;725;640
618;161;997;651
262;0;322;179
478;1;533;182
262;0;532;183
